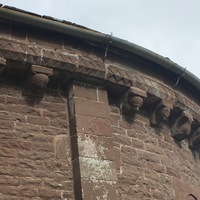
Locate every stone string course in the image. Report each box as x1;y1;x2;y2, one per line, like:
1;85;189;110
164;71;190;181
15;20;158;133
0;39;199;110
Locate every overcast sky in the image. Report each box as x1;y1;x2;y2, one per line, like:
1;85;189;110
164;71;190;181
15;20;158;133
1;0;200;78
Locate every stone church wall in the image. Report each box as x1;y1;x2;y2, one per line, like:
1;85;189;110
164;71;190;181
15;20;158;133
110;100;200;199
0;19;200;200
0;77;74;199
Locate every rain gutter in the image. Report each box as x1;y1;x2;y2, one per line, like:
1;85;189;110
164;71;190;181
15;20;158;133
0;6;199;92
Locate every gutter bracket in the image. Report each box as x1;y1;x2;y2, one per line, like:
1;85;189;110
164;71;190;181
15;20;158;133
104;33;112;58
174;67;186;87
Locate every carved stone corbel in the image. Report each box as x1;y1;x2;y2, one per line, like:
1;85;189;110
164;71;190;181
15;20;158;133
150;99;173;126
26;65;53;96
171;111;193;141
188;126;200;149
0;57;6;74
122;86;147;116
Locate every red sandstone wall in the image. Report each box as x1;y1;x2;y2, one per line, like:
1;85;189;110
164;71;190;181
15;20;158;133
0;78;74;199
110;101;200;200
1;19;200;200
1;76;200;200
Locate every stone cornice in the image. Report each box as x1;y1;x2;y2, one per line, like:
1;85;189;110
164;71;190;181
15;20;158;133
0;39;199;108
1;38;200;152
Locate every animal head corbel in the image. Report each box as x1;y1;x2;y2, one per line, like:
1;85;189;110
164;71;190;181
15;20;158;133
150;99;173;127
188;126;200;150
171;111;193;141
122;86;147;116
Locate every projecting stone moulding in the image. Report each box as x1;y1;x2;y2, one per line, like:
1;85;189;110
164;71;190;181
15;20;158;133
149;99;173;127
171;111;193;141
25;65;53;96
121;86;147;115
188;126;200;149
120;85;200;150
1;41;200;152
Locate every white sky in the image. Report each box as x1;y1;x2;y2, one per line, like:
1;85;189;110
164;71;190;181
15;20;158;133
1;0;200;78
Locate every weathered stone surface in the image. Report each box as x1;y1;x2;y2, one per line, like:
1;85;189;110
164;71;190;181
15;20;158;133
79;157;117;181
0;57;6;74
106;65;133;86
76;115;111;136
171;111;193;141
149;99;173;126
73;84;98;101
1;15;200;200
74;98;110;119
68;83;118;199
78;57;105;78
122;86;147;116
173;178;200;200
188;126;200;150
77;134;114;161
97;87;109;104
31;64;53;75
82;179;119;200
54;135;70;160
0;77;74;199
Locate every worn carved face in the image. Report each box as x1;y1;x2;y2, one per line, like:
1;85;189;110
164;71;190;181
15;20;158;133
30;73;49;89
129;95;143;111
158;106;171;121
189;127;200;149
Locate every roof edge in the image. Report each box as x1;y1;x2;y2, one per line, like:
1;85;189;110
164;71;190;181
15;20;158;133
0;6;199;92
